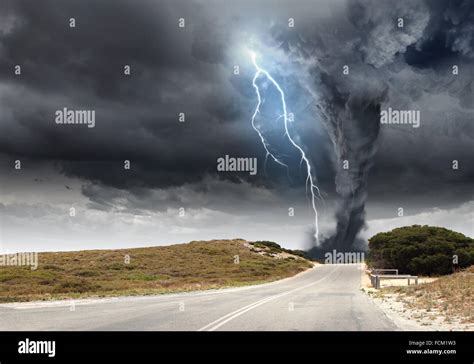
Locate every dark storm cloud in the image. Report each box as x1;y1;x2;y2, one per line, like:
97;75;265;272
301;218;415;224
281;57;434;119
0;0;472;224
0;0;199;89
0;0;274;192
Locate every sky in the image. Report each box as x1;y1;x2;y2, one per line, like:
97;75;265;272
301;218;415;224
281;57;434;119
0;0;473;253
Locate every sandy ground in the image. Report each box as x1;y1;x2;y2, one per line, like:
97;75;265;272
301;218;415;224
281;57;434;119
360;266;473;331
369;293;473;331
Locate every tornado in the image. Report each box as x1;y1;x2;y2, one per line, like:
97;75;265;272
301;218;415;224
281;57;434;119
270;0;436;258
308;74;387;259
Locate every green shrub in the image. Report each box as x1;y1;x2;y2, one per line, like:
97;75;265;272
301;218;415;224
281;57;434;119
367;225;474;276
251;241;282;250
250;241;311;260
287;249;311;260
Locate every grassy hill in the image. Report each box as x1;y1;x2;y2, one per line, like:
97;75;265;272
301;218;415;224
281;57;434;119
0;239;313;303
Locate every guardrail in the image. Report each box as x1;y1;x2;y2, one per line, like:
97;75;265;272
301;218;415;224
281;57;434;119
369;269;418;289
372;268;398;275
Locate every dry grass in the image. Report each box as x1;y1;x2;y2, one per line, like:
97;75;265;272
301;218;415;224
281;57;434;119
384;265;474;323
0;239;312;303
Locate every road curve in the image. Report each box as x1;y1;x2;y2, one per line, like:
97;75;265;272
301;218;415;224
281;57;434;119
0;264;398;331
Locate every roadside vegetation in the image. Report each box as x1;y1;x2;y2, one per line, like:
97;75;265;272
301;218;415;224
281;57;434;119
0;239;312;303
382;265;473;324
249;241;311;259
367;225;474;276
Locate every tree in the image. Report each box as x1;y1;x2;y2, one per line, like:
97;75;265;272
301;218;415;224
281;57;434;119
367;225;474;276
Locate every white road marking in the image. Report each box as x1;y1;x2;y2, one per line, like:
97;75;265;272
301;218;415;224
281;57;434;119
198;265;341;331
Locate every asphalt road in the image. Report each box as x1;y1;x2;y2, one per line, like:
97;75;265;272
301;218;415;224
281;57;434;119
0;264;398;331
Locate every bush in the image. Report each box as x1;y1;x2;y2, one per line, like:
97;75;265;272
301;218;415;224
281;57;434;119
250;241;311;260
286;249;311;260
367;225;474;276
251;241;282;250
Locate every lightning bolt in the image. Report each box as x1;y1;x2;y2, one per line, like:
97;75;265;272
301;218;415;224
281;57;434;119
250;51;321;244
